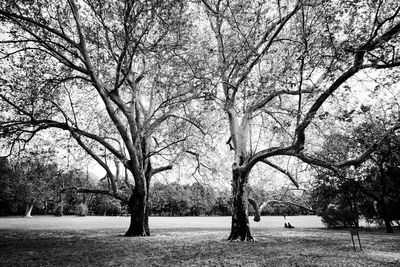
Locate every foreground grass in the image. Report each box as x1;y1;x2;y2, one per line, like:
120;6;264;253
0;226;399;266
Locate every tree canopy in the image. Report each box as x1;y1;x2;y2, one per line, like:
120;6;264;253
1;0;400;238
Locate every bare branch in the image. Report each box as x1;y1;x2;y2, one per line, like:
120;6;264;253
260;159;299;188
235;0;302;89
61;186;128;203
248;197;261;222
70;131;115;188
293;20;400;151
200;0;218;15
0;9;79;48
149;165;173;177
262;199;314;213
247;88;313;115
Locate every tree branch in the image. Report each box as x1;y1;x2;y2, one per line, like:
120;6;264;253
247;88;313;115
260;159;299;188
0;9;79;48
293;19;400;151
61;187;128;203
263;199;314;213
235;0;302;89
149;165;173;177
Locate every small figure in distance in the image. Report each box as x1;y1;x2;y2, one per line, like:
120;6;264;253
284;223;288;228
284;214;286;219
287;222;294;228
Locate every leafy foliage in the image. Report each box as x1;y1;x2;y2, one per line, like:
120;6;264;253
311;121;400;230
0;149;61;215
76;203;88;216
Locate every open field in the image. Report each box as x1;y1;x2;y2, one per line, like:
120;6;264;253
0;216;399;266
0;215;324;230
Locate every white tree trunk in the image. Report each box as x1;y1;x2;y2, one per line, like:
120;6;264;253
24;198;35;218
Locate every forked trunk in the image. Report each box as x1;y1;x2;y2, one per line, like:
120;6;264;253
125;186;149;236
24;198;35;218
228;168;253;241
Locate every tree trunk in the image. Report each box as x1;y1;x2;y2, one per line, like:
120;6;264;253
379;200;394;233
228;168;253;241
125;186;149;237
353;201;359;228
383;218;394;233
378;164;394;233
348;196;359;228
24;198;35;218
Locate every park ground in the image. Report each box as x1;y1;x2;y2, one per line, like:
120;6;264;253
0;216;399;266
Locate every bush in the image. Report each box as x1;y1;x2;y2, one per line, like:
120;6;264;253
319;204;355;228
76;203;88;216
90;195;123;216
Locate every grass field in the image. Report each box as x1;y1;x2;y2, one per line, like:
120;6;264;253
0;216;399;266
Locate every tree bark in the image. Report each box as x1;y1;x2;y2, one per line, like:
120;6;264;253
125;186;149;236
24;198;35;218
352;199;359;228
228;167;254;241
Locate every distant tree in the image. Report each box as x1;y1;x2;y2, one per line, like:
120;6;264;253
0;148;62;217
59;168;97;216
211;192;231;216
254;186;313;218
148;181;219;216
90;194;124;216
187;182;215;216
0;158;16;215
148;182;169;216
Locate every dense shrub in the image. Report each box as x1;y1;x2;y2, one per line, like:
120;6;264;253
90;195;123;216
319;204;356;228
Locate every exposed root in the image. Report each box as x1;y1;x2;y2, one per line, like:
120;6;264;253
124;227;150;237
124;231;149;237
228;233;255;242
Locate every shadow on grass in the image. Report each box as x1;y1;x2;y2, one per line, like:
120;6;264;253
0;228;399;266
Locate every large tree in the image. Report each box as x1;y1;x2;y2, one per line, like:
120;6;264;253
198;0;400;240
0;0;205;236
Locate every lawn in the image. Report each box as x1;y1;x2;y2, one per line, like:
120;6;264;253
0;216;399;266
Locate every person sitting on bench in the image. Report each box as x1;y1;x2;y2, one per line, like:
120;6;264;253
287;222;294;228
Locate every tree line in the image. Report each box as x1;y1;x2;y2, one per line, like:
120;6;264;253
1;153;311;217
